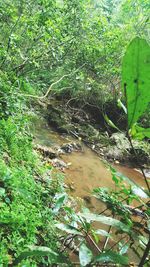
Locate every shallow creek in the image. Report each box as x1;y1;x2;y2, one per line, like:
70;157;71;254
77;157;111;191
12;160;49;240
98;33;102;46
33;119;148;211
33;119;150;263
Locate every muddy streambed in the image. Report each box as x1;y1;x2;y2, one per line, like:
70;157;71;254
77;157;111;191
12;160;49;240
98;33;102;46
33;119;148;210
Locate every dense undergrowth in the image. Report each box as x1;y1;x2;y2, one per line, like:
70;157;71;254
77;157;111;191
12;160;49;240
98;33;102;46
0;0;150;266
0;116;69;266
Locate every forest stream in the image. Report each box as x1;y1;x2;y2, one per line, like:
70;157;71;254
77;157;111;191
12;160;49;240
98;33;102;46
1;2;150;265
33;118;149;214
31;118;150;264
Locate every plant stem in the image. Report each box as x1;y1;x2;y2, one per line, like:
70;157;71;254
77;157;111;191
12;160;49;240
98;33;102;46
102;225;112;251
102;213;115;251
127;134;150;192
107;235;128;252
87;234;102;253
126;133;150;265
138;234;150;267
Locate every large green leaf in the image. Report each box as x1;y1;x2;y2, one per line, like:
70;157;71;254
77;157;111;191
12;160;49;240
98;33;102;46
13;246;58;266
78;212;131;232
119;243;129;255
55;223;83;235
122;37;150;128
95;229;112;237
52;193;68;214
79;243;93;266
94;251;129;265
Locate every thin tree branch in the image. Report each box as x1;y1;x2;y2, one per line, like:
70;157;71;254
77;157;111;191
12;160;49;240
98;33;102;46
19;63;86;100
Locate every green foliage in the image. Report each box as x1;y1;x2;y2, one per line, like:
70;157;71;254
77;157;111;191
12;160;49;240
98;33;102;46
52;192;68;214
0;116;34;163
104;113;120;131
13;246;58;266
122;37;150;129
110;167;149;199
79;243;93;267
93;187;132;216
94;229;111;238
55;204;132;266
78;211;131;233
0;0;150;266
1;0;145;113
117;99;127;114
0;116;67;265
56;223;83;236
94;251;129;265
131;123;150;140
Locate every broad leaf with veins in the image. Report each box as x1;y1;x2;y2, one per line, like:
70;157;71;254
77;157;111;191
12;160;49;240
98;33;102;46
122;37;150;128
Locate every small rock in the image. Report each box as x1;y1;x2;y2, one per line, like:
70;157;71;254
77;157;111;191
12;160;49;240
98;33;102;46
69;185;75;191
36;144;56;159
66;183;75;191
51;158;68;170
56;148;65;155
61;142;82;153
83;196;91;203
63;184;69;189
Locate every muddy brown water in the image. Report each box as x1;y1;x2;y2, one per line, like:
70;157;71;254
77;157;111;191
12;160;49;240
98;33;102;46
32;118;150;264
33;119;148;201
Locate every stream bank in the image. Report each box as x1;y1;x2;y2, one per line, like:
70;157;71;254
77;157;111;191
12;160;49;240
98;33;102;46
43;101;150;167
